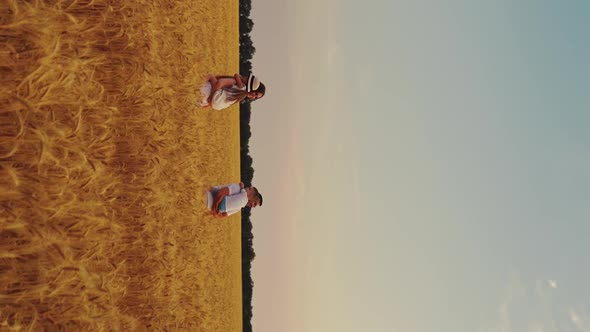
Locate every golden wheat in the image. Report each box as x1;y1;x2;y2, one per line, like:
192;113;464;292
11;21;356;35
0;0;242;330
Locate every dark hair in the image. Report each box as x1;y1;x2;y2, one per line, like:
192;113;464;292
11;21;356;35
224;86;249;103
223;81;266;104
252;187;263;206
254;83;266;98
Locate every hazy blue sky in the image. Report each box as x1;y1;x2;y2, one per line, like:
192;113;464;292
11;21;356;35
248;1;590;331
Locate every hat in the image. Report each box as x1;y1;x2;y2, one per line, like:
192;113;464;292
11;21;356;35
247;74;260;92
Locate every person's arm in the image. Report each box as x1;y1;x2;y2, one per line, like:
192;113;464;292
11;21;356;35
210;183;240;211
234;74;245;88
205;75;241;104
206;74;218;86
228;183;242;195
209;75;243;86
204;75;220;104
208;78;238;104
224;191;248;214
213;77;238;91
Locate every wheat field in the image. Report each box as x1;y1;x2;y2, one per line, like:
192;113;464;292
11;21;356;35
0;0;243;330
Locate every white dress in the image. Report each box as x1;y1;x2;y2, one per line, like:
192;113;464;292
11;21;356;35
198;82;245;110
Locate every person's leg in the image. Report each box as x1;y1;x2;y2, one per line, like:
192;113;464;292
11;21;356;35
206;188;227;213
218;197;227;213
197;82;212;107
205;187;217;210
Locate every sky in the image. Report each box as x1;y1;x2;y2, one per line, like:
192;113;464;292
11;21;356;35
248;1;590;331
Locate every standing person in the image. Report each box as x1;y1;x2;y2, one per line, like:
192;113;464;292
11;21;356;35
197;73;266;110
206;182;263;218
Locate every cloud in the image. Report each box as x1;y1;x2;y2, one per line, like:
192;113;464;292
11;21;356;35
487;273;525;332
570;309;590;332
570;310;582;327
529;323;544;332
485;275;585;332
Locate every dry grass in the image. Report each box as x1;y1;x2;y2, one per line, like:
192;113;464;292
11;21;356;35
0;0;242;330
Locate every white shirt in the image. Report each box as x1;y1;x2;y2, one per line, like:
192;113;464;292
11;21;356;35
224;189;248;216
206;183;248;216
220;183;241;195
